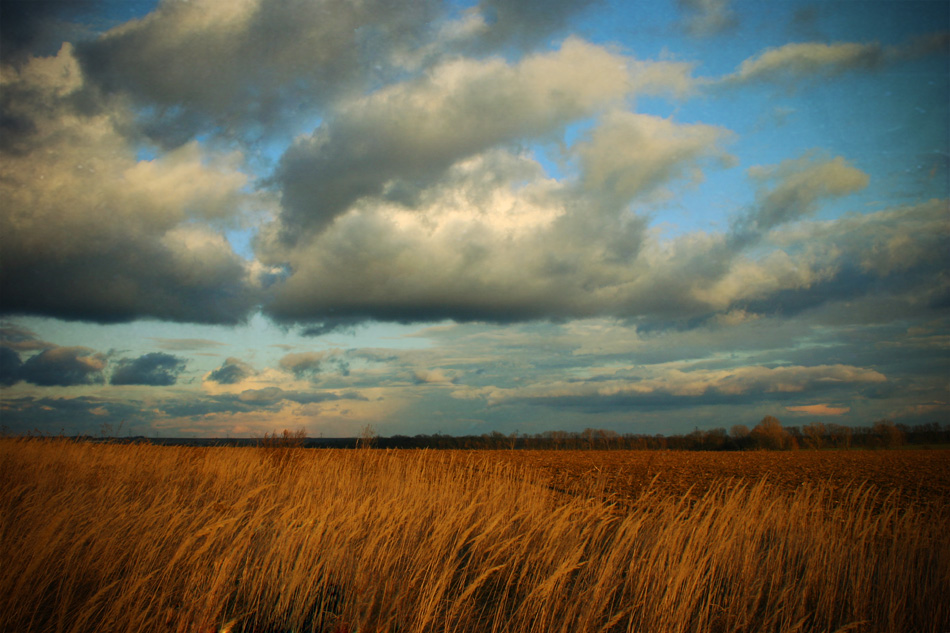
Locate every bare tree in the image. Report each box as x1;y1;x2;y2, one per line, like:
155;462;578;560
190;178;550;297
802;422;827;450
751;416;792;450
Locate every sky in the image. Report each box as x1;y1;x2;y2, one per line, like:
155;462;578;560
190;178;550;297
1;0;948;438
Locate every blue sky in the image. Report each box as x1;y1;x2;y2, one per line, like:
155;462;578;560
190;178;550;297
1;0;947;437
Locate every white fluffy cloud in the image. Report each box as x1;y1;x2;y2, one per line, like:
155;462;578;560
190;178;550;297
264;106;735;327
274;38;636;236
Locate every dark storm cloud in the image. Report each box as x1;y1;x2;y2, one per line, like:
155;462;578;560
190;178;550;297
74;0;441;143
69;0;602;146
0;0;101;63
0;346;23;386
2;247;260;325
0;395;146;435
18;346;106;386
111;352;186;386
467;0;602;51
0;45;262;326
746;199;949;317
207;358;256;385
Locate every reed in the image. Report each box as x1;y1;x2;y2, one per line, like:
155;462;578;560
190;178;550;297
1;438;946;633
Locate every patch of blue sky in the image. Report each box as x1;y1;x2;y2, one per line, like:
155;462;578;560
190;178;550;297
225;228;257;261
135;145;159;162
334;320;447;351
528;119;597;182
817;1;949;46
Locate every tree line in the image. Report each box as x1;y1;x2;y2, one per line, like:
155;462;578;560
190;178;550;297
362;418;950;451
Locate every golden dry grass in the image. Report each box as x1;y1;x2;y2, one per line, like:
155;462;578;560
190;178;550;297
1;439;947;633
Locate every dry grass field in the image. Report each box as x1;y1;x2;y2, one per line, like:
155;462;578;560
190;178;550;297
1;439;948;633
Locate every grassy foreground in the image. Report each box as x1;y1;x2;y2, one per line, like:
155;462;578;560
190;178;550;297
1;439;947;633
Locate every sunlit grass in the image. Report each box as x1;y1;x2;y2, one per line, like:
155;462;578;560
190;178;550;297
1;438;946;632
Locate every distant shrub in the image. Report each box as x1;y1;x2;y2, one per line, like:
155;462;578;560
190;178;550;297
257;428;307;469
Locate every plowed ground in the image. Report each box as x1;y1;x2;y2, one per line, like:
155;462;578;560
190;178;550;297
468;449;950;510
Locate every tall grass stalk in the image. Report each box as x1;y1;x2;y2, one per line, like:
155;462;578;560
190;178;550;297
1;438;946;633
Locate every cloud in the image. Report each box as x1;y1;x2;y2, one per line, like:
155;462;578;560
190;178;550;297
18;346;106;387
0;0;100;63
455;364;886;407
278;352;328;377
151;338;227;352
234;387;359;406
723;41;886;86
574;110;735;205
0;44;262;325
279;350;351;378
263;105;734;329
0;395;146;435
0;346;23;386
895;31;950;62
412;369;459;385
733;198;950;318
677;0;738;37
272;38;634;238
236;387;286;405
111;352;187;386
735;153;868;234
74;0;442;141
206;358;256;385
0;324;54;352
461;0;601;51
265;126;940;334
717;32;949;89
786;404;850;416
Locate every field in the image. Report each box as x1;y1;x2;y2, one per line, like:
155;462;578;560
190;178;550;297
487;449;950;510
1;440;948;633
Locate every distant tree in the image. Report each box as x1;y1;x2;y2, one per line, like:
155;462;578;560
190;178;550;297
259;428;307;449
802;422;827;450
705;428;728;451
357;424;378;449
827;423;852;449
582;428;596;449
751;416;792;450
871;419;904;448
